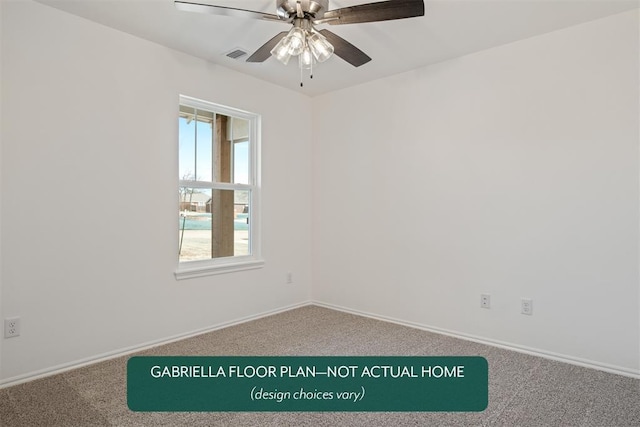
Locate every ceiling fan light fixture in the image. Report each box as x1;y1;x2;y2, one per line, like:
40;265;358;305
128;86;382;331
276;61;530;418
271;20;334;71
307;31;334;63
287;27;306;56
299;47;314;70
271;37;293;65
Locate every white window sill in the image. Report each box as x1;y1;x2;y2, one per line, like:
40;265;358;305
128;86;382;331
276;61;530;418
175;259;265;280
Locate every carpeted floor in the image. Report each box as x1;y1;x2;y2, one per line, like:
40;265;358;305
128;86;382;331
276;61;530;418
1;305;639;426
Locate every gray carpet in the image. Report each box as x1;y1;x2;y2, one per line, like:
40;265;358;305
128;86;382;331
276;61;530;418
1;305;639;426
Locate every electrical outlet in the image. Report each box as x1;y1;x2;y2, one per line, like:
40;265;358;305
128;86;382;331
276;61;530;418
286;272;293;284
480;294;491;309
521;298;533;315
4;317;20;338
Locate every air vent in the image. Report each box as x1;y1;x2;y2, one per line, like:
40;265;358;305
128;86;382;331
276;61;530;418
225;48;248;60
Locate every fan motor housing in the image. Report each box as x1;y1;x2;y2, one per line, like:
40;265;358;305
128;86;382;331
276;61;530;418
277;0;329;19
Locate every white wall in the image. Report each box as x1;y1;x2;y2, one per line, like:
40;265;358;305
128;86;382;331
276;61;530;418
0;0;4;378
0;0;312;382
312;10;640;374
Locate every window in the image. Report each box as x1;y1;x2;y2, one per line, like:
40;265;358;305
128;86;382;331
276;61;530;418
176;95;262;279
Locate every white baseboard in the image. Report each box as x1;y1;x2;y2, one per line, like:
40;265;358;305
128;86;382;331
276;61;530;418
0;300;314;389
2;299;637;388
313;301;640;380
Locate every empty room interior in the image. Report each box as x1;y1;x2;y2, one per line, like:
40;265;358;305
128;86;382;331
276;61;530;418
1;0;639;425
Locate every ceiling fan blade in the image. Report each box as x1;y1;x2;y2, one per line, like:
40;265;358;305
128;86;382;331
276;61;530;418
175;1;281;22
318;30;371;67
323;0;425;25
246;32;289;62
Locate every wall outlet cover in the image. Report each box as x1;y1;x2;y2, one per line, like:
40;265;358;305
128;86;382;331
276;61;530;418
481;294;491;309
4;317;21;338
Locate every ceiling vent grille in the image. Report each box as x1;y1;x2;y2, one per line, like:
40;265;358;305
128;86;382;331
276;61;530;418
225;48;248;60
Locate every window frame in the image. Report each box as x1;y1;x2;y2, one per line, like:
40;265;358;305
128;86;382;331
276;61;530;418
175;95;263;280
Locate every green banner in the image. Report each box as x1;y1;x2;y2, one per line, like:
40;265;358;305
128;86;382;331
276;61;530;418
127;356;488;412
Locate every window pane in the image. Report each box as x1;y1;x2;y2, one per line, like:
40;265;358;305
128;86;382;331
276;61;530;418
213;114;230;184
196;115;213;182
185;113;250;185
232;190;250;257
179;188;212;262
178;106;196;181
231;117;250;185
179;107;214;182
178;188;250;261
234;140;250;185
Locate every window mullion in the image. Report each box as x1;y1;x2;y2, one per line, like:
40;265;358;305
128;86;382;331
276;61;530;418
194;109;198;181
179;180;215;189
212;112;217;184
230;116;235;184
211;183;252;191
179;181;252;192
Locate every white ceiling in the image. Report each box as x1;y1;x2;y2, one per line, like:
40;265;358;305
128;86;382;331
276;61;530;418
34;0;639;97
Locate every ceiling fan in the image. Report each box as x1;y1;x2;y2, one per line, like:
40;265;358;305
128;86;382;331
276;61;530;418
175;0;425;86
